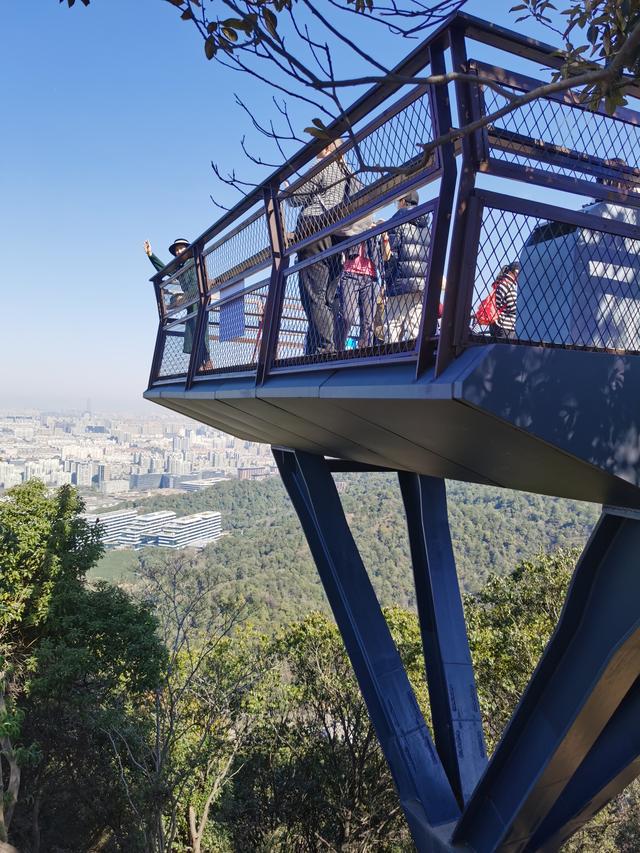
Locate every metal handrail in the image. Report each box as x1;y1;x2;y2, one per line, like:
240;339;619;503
281;84;434;198
147;11;640;388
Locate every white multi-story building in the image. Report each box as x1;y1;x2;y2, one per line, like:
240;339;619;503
119;510;178;548
178;478;228;492
83;508;137;546
156;511;222;549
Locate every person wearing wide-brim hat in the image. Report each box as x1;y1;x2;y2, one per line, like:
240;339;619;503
144;237;190;272
169;237;190;257
143;238;213;369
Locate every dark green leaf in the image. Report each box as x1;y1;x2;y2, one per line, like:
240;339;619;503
205;35;216;59
262;8;278;37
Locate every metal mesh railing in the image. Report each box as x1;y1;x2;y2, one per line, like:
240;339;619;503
198;282;270;375
274;208;434;366
481;78;640;191
157;323;193;378
469;205;640;352
159;259;199;320
203;209;271;289
280;88;436;247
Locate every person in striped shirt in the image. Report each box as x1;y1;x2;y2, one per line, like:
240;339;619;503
489;261;520;339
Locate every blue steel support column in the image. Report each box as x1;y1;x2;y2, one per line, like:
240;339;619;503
528;676;640;851
453;509;640;852
273;449;460;853
398;473;486;805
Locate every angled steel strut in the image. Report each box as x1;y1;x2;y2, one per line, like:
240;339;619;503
274;450;640;853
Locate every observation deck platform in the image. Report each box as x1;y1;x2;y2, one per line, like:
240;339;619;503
144;14;640;851
145;11;640;511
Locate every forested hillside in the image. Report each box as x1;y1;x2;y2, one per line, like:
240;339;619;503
2;481;633;851
95;476;600;624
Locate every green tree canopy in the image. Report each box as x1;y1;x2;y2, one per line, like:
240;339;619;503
0;482;166;851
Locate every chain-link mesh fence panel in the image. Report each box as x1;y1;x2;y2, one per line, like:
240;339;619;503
203;210;271;289
198;283;269;375
274;209;434;366
280;89;436;247
482;79;640;197
157;323;192;377
159;259;199;320
469;206;640;352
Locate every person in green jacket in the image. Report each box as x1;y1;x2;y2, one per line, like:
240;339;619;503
144;238;213;370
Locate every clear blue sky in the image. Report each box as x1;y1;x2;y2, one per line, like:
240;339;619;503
0;0;545;413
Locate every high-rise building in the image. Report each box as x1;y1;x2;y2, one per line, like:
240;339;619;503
74;461;94;488
156;512;222;549
129;472;165;491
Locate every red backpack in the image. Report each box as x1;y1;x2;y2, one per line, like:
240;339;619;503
474;283;501;326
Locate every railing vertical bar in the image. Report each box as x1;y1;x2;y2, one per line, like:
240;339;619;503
452;194;483;350
417;37;457;377
148;278;167;385
149;326;165;387
435;25;478;377
186;241;209;389
257;183;288;385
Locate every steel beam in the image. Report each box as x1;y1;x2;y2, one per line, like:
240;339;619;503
398;473;486;805
273;449;460;852
435;26;479;377
528;676;640;851
453;509;640;852
257;183;288;385
186;240;209;389
417;38;457;378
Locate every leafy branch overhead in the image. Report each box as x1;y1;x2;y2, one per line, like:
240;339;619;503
62;0;640;202
157;0;640;201
512;0;640;112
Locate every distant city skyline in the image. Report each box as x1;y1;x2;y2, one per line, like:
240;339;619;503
0;408;274;508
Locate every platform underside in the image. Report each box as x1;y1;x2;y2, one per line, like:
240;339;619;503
145;344;640;509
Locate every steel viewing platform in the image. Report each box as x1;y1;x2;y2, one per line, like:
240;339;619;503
144;12;640;852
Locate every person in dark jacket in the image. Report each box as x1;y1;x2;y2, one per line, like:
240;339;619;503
144;238;213;370
382;191;431;343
